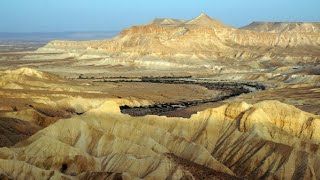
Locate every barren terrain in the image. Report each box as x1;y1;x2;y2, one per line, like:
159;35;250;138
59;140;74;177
0;14;319;179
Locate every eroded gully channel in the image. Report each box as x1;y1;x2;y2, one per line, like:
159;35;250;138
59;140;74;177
94;77;266;118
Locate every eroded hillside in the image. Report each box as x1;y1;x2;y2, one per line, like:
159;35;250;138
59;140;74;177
0;68;319;179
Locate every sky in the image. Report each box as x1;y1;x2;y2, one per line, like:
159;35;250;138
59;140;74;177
0;0;319;32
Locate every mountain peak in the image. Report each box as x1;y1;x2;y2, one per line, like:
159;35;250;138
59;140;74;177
147;18;185;25
198;13;210;18
186;13;225;27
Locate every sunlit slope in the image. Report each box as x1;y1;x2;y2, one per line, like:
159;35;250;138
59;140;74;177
241;22;320;32
37;14;320;69
0;97;319;179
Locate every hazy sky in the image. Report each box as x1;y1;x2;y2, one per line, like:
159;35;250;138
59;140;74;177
1;0;319;32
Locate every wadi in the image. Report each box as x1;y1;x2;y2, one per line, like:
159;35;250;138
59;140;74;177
0;14;319;180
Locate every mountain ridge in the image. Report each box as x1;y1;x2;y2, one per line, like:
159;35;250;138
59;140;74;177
241;22;320;32
37;14;320;71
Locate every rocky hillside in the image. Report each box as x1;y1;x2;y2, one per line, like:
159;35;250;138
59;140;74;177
37;14;320;70
0;95;319;179
0;67;319;179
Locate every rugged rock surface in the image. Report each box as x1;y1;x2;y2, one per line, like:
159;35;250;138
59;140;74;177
0;68;319;179
0;97;319;179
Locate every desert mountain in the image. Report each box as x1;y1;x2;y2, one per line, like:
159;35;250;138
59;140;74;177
241;22;320;32
185;13;225;27
37;14;320;72
148;13;225;27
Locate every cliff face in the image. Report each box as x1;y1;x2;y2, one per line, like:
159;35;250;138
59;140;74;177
38;14;320;67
